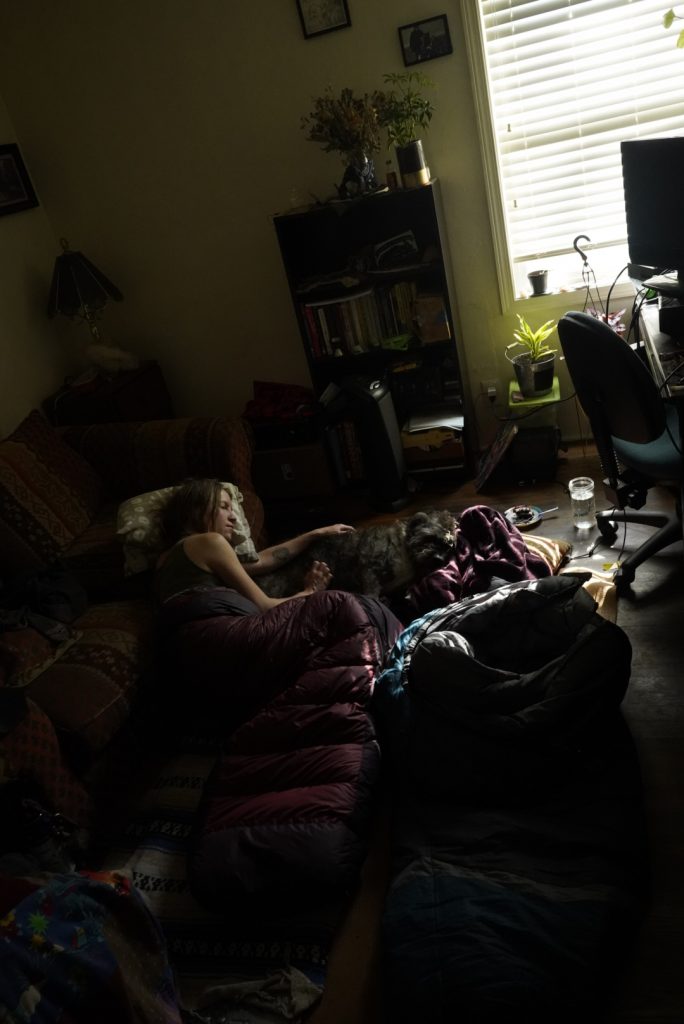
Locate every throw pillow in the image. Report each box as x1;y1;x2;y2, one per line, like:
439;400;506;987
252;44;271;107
0;627;81;688
116;481;258;576
0;410;103;574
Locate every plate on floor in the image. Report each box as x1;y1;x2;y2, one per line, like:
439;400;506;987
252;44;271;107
504;504;544;529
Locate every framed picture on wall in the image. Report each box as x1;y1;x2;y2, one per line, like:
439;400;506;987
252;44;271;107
398;14;453;67
0;143;39;217
296;0;351;39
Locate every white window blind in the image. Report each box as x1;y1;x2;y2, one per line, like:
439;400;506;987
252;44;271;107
463;0;684;305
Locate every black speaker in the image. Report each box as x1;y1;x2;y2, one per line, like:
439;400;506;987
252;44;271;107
658;296;684;338
341;376;410;510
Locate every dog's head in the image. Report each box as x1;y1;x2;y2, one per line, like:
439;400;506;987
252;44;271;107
404;510;458;571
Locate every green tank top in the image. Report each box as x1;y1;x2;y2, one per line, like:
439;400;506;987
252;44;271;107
155;541;225;604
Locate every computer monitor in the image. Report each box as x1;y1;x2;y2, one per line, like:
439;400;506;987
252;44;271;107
621;137;684;298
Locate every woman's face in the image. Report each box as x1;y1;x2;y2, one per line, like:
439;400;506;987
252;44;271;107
208;488;238;541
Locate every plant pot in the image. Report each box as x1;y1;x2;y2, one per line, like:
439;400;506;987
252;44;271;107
508;351;555;398
396;140;430;188
527;269;548;296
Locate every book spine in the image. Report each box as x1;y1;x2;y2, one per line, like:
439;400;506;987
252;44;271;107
302;304;321;358
316;306;331;355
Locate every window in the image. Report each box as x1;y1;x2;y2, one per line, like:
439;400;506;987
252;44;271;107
462;0;684;307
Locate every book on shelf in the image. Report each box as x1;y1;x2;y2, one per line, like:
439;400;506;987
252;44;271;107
414;292;451;343
300;281;419;358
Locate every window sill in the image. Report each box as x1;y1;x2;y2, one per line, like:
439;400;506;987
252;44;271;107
514;280;636;309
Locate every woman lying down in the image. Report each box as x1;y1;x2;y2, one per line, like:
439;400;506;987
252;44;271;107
154;478;403;719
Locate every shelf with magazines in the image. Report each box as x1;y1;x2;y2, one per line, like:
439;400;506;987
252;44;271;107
273;180;469;489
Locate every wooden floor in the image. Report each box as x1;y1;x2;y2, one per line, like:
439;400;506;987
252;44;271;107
309;444;684;1024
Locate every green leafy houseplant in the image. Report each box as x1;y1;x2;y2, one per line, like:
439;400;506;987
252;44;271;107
506;315;557;398
378;71;436;148
301;86;385;164
507;314;557;362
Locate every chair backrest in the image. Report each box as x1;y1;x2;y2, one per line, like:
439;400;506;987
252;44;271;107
558;311;666;447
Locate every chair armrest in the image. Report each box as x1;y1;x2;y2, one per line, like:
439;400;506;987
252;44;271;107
59;417;265;546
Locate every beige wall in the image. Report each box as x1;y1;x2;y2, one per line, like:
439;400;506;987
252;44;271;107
0;0;584;445
0;95;73;435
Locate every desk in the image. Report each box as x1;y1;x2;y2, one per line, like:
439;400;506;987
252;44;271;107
639;305;684;558
638;304;684;398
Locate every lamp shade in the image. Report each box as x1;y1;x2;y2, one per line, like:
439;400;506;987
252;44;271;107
47;238;123;319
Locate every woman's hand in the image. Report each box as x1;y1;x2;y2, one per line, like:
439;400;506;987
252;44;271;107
313;523;355;538
304;560;333;592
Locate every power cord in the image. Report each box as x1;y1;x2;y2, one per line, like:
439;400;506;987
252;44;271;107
604;264;630;323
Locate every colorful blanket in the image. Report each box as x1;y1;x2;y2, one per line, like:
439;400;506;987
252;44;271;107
0;869;182;1023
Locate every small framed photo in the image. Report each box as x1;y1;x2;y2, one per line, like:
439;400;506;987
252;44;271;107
296;0;351;39
398;14;453;67
0;143;38;217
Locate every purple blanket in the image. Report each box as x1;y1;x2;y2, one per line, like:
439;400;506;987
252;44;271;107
403;505;552;617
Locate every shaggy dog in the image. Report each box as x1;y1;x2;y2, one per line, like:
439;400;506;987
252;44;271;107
258;509;458;600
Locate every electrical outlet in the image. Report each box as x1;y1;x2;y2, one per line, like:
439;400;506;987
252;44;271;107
481;379;499;402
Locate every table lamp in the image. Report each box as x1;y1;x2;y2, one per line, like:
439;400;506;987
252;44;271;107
47;237;139;372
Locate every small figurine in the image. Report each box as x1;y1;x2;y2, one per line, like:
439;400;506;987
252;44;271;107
337;156;379;200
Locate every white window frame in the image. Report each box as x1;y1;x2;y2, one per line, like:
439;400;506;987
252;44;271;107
461;1;517;311
461;0;684;313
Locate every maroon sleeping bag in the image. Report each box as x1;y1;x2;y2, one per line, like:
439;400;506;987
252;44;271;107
161;588;401;911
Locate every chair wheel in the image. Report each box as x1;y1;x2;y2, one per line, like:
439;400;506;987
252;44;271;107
597;519;618;543
614;565;635;592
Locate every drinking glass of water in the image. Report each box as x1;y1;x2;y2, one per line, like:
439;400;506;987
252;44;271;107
569;476;596;529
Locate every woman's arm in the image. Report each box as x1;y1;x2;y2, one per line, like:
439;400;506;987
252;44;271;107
185;532;331;612
246;523;354;577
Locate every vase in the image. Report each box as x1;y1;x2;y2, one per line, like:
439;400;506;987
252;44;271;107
528;269;549;296
396;140;430;188
337;154;379;200
508;351;555;398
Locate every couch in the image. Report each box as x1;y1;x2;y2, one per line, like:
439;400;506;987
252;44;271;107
0;409;264;830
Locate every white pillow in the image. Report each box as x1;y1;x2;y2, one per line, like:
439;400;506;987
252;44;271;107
116;481;259;576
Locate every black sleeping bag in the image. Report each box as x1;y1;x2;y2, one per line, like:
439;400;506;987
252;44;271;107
373;574;648;1024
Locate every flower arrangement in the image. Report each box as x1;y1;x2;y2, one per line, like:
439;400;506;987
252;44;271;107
301;86;385;163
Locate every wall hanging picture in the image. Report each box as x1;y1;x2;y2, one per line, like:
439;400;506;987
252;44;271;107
398;14;452;67
296;0;351;39
0;143;39;217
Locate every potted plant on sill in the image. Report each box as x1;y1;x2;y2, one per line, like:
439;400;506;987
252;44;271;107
506;314;557;397
301;86;385;200
378;71;435;188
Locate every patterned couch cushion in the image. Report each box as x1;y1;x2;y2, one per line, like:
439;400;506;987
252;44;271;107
25;600;156;763
61;502;151;601
0;627;80;688
60;417;266;548
0;410;103;574
0;697;92;827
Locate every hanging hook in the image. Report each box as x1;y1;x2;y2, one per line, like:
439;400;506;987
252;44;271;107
573;235;591;264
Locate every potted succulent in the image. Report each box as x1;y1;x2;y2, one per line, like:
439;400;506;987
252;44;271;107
378;71;435;187
301;86;385;199
506;314;557;397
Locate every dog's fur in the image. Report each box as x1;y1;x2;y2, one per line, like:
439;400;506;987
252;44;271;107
258;509;457;599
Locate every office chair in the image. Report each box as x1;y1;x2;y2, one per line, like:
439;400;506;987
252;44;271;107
557;310;683;591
